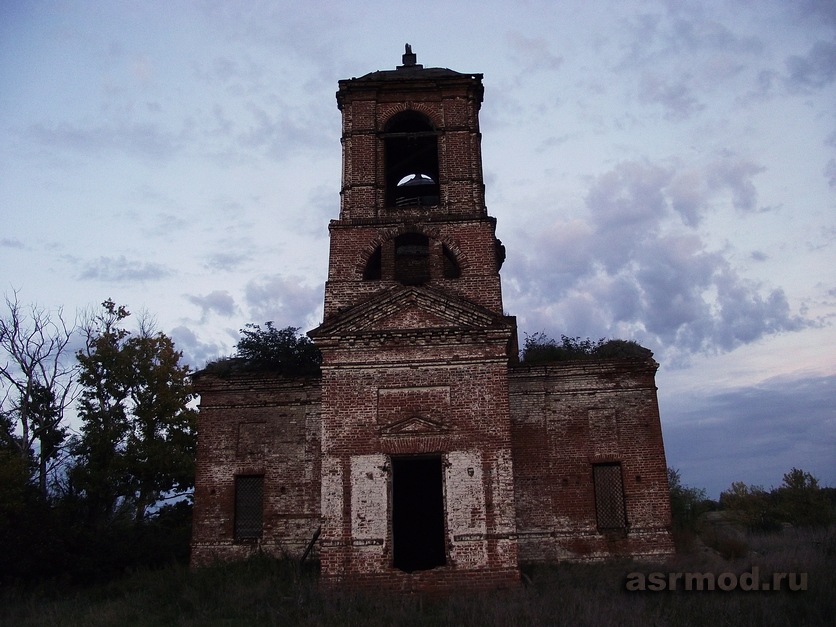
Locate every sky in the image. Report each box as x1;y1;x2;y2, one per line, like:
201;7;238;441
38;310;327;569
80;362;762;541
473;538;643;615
1;0;834;499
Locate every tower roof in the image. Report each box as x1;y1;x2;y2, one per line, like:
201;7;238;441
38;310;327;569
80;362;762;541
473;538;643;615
347;44;482;83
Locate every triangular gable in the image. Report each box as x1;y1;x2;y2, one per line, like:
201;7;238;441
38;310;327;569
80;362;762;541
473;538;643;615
380;415;446;437
375;304;450;330
311;285;507;337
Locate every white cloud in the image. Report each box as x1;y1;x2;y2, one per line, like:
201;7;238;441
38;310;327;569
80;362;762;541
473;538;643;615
243;274;323;330
169;324;229;370
506;157;811;360
638;73;704;120
186;290;237;320
26;121;185;161
78;256;172;283
785;40;836;90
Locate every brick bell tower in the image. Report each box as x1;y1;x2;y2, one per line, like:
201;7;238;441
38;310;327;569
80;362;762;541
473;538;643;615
309;46;520;590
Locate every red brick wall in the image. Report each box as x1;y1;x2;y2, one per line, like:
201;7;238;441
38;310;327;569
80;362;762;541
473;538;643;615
336;76;485;220
190;357;674;571
326;74;503;321
190;372;321;566
316;320;521;591
509;360;674;563
323;218;504;319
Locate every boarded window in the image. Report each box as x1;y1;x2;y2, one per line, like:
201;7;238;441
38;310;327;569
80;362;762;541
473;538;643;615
235;475;264;540
394;233;430;285
593;463;627;530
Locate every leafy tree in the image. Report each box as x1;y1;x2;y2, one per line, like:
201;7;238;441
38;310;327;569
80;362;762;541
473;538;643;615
0;414;30;527
237;322;321;374
720;481;768;527
0;291;77;498
718;469;834;531
781;467;819;491
667;467;712;531
205;322;321;375
593;338;653;360
124;330;197;521
70;300;197;525
774;468;833;527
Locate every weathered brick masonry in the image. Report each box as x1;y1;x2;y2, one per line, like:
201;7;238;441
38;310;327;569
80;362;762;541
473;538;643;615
191;47;673;590
509;362;673;563
191;373;321;566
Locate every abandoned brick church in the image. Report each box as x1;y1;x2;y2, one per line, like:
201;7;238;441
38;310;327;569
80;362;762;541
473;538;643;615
191;48;674;590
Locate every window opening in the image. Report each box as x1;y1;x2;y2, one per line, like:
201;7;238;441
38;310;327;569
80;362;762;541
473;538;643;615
235;475;264;540
442;245;461;279
363;246;382;280
593;463;627;531
384;112;439;208
394;233;430;285
391;456;446;572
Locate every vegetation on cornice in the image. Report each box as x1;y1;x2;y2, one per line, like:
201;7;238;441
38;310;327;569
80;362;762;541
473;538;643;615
200;323;321;378
520;332;653;364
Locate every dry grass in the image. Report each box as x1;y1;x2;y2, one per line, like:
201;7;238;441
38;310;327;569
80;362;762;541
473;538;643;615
1;528;833;626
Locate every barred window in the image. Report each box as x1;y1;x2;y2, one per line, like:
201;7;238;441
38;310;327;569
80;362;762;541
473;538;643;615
593;463;627;531
235;475;264;540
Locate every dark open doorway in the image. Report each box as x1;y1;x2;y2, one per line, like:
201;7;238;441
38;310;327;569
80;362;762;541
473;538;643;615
391;455;447;572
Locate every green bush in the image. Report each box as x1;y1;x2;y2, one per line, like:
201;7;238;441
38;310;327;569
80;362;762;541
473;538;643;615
521;333;652;364
202;323;321;377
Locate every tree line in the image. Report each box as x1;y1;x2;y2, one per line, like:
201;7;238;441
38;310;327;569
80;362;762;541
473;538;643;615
1;297;319;585
1;295;196;584
668;467;835;535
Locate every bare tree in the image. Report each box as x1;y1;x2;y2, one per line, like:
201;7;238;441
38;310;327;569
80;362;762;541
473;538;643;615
0;291;78;498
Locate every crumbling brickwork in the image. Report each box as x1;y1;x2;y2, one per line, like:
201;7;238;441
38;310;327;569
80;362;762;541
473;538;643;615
190;48;673;591
191;358;673;569
190;373;321;566
509;361;674;562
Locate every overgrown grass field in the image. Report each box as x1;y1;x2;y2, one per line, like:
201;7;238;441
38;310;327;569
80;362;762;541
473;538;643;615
2;528;833;626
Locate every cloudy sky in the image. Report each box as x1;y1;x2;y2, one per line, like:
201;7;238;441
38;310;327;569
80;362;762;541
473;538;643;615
2;0;834;498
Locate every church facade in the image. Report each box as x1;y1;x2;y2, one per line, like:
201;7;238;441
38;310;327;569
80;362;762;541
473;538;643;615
190;48;674;591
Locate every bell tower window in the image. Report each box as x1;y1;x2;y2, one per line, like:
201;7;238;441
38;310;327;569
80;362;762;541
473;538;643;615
384;112;439;208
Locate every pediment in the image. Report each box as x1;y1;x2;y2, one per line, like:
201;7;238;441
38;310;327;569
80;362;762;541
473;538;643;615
375;303;450;330
380;415;446;437
311;285;507;336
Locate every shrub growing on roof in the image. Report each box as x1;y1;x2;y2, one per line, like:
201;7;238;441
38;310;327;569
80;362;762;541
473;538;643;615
521;333;652;364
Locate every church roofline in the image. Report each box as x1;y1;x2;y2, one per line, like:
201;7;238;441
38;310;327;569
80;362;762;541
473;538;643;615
336;45;483;108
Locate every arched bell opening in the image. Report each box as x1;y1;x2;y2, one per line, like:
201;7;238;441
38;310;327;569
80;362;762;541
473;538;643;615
384;111;439;208
362;236;462;284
